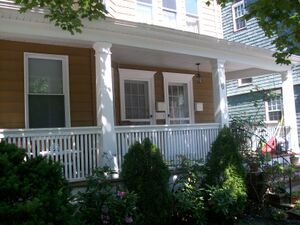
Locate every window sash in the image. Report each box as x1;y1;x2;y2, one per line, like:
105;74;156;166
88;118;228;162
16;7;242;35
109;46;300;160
266;96;282;122
136;0;153;22
232;0;246;31
119;69;155;125
24;53;70;128
124;80;150;120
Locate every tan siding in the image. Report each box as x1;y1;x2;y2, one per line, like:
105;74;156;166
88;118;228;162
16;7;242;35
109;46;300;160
0;40;96;129
113;64;214;125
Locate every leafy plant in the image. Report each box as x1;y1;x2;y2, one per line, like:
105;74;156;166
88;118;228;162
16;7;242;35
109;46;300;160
121;138;171;225
0;141;75;225
76;167;138;225
204;127;247;222
171;157;206;225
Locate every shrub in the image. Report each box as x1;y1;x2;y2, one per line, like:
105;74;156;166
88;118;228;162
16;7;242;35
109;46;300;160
0;141;75;225
171;157;206;225
204;127;247;222
76;167;138;225
121;138;171;225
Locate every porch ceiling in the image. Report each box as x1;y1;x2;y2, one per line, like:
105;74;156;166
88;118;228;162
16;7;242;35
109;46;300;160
112;45;269;76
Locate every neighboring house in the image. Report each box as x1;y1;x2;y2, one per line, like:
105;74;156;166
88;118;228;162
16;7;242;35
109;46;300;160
222;0;300;149
0;0;298;182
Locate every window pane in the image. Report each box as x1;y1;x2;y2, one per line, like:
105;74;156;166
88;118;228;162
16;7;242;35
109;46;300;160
186;0;197;15
124;80;149;119
137;3;152;22
29;58;63;94
163;10;177;26
138;0;151;3
29;95;65;128
168;84;189;119
163;0;176;10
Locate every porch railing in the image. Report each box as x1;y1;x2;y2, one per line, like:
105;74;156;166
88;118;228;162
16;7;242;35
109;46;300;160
0;127;102;182
115;123;220;167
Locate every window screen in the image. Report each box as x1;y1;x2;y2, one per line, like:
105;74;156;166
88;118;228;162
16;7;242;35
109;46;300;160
124;80;149;119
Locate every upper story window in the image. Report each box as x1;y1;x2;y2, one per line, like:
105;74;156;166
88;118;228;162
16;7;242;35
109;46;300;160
238;77;252;86
232;0;246;31
265;96;282;122
163;0;177;27
185;0;199;33
136;0;153;23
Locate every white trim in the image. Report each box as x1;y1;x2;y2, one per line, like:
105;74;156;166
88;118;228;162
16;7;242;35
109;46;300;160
119;68;155;124
232;0;246;32
163;72;194;124
24;52;70;128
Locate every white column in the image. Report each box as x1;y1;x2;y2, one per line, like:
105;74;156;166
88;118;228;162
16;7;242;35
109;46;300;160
211;59;229;127
281;69;299;153
93;42;119;174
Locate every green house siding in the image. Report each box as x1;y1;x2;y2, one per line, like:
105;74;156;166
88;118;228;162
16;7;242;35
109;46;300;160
228;92;265;122
222;1;300;140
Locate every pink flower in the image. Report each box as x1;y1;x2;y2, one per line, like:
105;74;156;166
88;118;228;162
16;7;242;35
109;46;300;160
117;191;126;199
125;215;133;224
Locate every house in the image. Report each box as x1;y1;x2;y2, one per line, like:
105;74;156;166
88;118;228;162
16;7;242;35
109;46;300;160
0;0;298;182
222;0;300;151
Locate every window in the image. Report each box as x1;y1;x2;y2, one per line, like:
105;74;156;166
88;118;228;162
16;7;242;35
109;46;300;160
136;0;152;23
265;96;282;122
119;69;155;125
238;77;252;86
185;0;199;33
162;0;177;27
163;73;194;124
232;0;246;31
24;53;70;128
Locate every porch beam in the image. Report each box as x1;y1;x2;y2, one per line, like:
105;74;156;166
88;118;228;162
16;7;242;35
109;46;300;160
281;69;299;153
93;42;119;173
226;68;278;80
211;59;229;127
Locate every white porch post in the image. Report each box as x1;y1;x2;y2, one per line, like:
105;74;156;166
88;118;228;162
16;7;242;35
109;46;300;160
211;59;229;127
281;69;299;153
93;42;118;173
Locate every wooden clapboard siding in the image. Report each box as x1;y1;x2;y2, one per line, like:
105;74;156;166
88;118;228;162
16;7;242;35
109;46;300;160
113;64;214;125
0;40;96;128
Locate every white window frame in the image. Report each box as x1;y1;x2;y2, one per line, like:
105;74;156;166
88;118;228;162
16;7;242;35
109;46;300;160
162;0;178;27
24;52;71;128
163;72;194;124
238;77;252;87
185;0;199;33
265;96;282;123
119;69;155;124
136;0;153;24
232;0;246;32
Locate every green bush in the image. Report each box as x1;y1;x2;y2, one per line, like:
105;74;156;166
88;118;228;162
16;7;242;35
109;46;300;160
121;138;171;225
76;167;139;225
171;157;206;225
204;127;247;222
0;141;75;225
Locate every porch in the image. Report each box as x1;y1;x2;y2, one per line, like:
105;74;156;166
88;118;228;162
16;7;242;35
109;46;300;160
0;124;220;182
